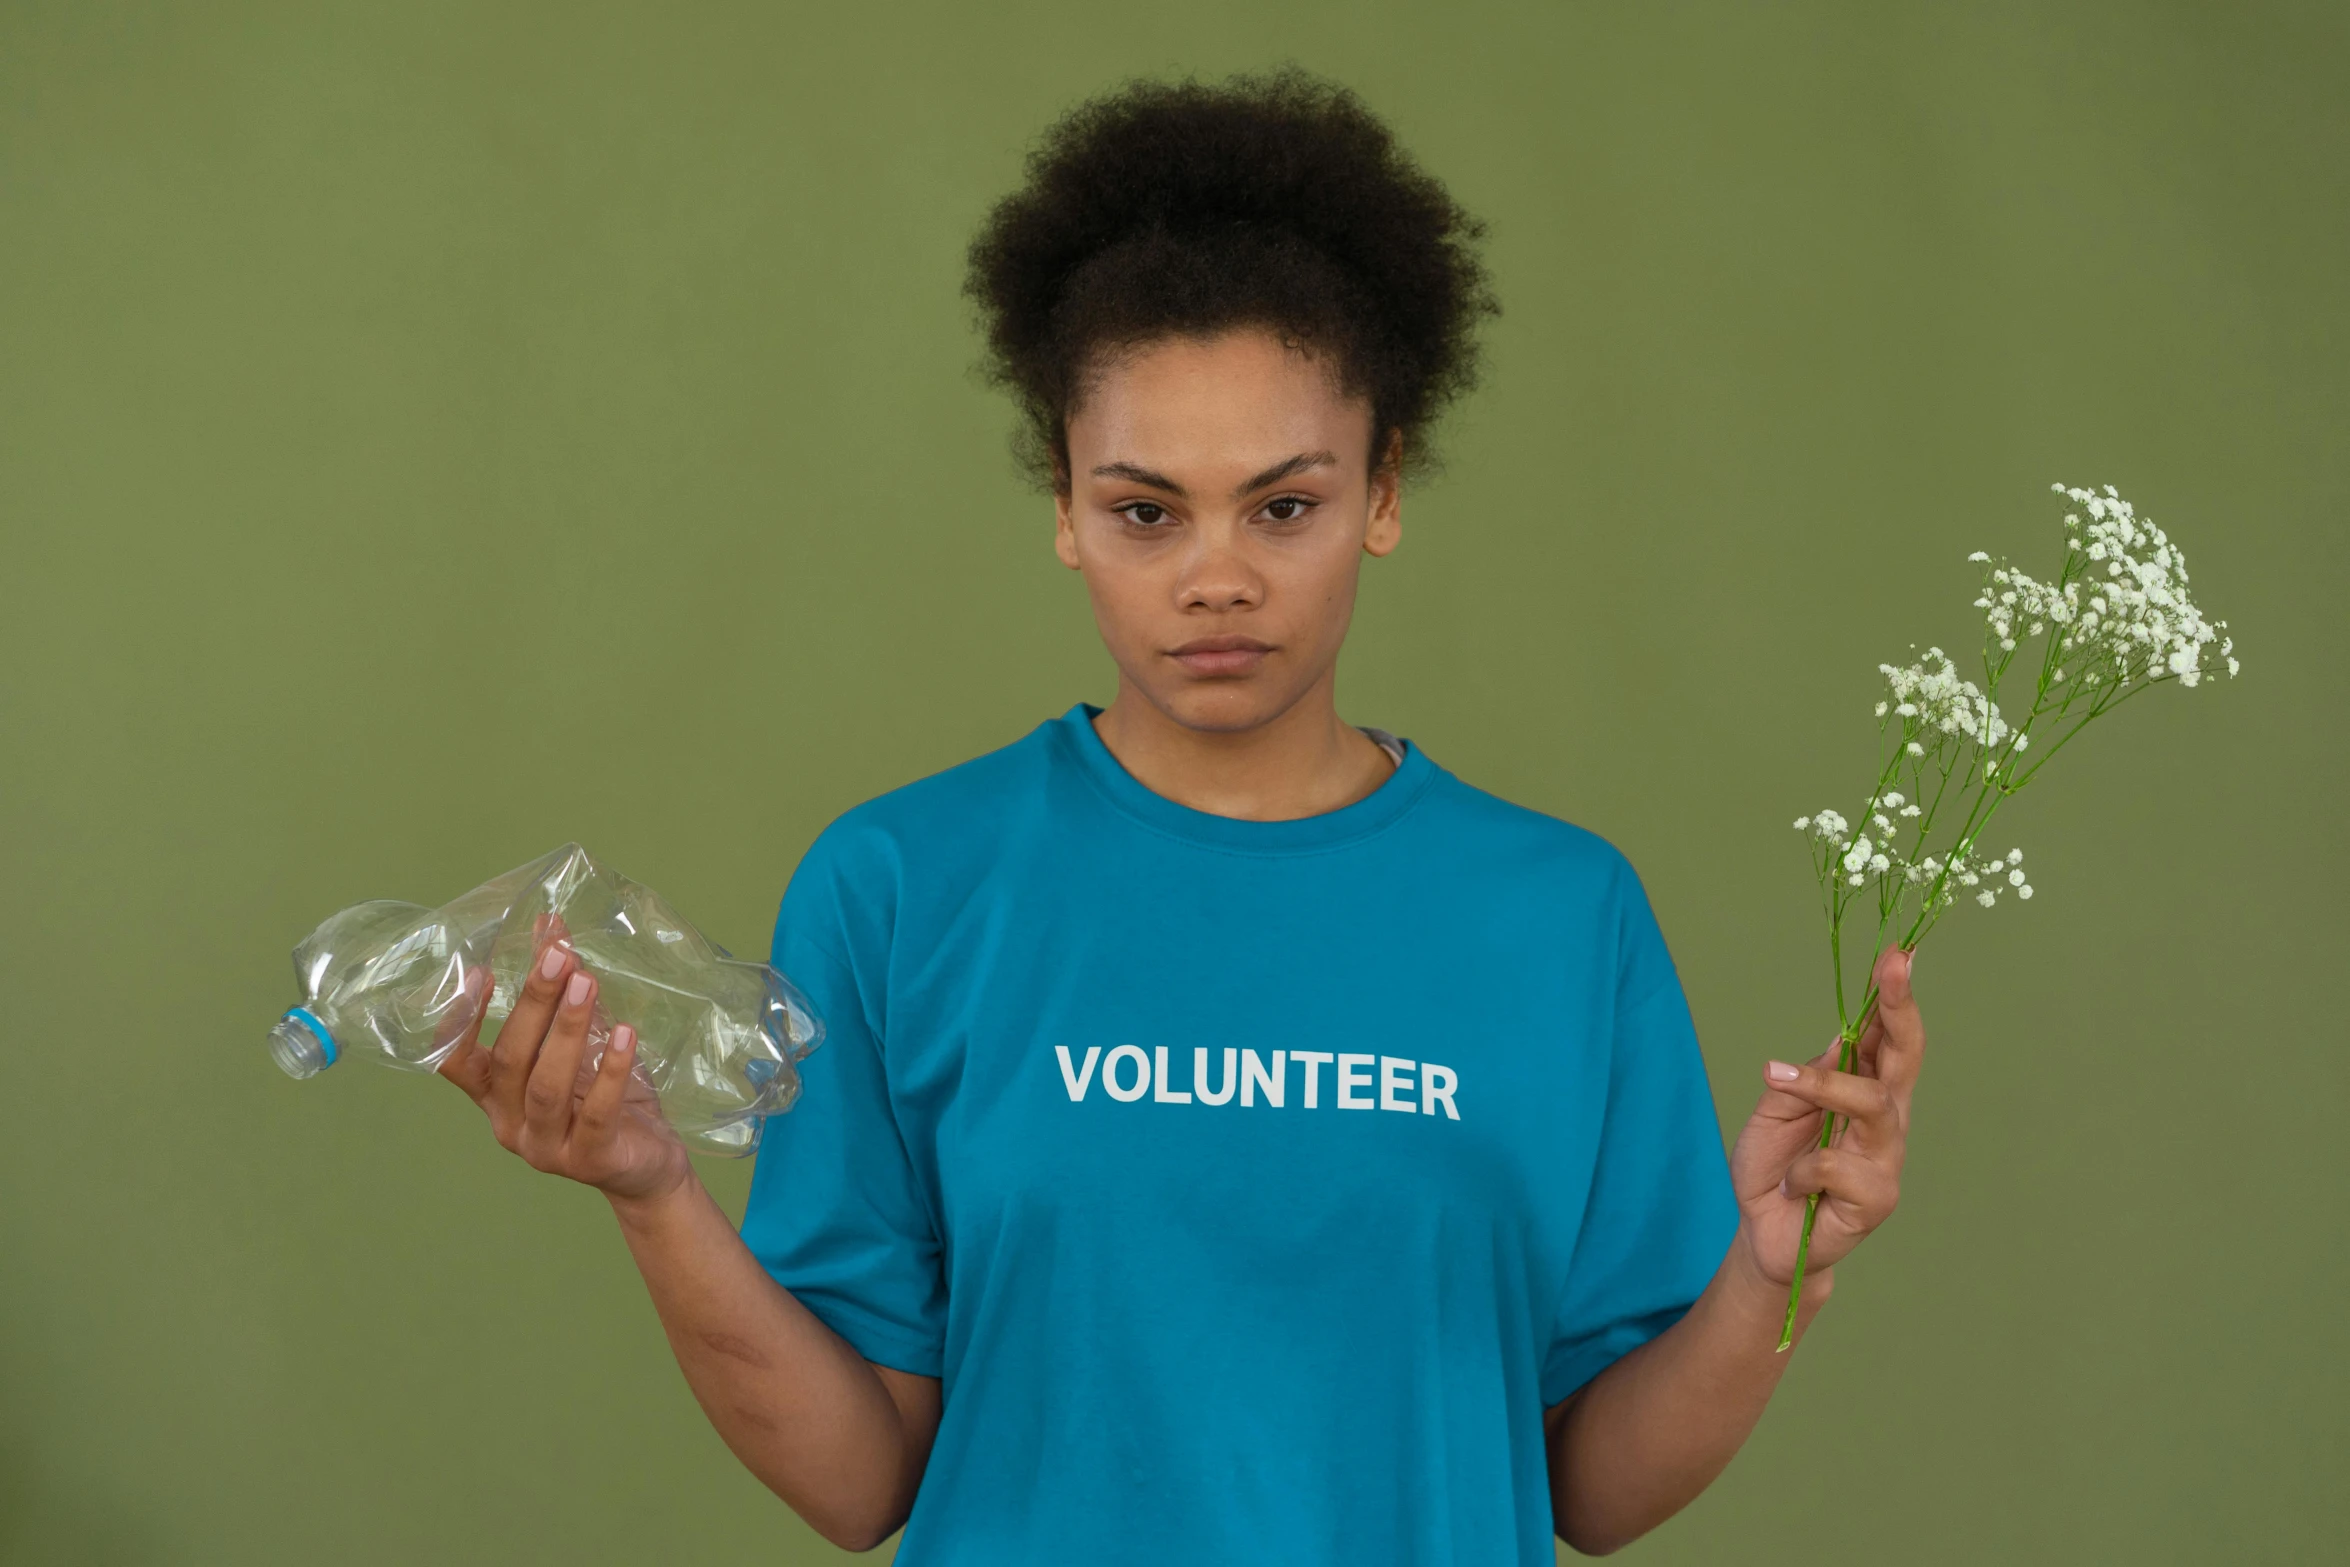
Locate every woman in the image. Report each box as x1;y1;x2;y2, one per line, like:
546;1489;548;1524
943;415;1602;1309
437;71;1921;1562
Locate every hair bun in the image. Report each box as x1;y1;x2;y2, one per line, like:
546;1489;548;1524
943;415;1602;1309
967;69;1497;489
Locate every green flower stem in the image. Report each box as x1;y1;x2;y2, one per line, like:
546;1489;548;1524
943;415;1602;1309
1775;1005;1870;1352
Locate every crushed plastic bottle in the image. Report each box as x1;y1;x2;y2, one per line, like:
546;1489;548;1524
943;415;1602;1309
267;843;823;1156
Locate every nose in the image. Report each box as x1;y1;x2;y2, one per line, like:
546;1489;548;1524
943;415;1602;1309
1175;522;1264;613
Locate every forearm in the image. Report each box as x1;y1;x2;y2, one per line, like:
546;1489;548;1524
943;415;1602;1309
1546;1232;1832;1555
606;1176;929;1551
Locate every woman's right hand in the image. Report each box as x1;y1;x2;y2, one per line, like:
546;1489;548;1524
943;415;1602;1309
436;921;692;1206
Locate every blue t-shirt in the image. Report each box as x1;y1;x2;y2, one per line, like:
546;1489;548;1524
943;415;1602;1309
741;704;1737;1565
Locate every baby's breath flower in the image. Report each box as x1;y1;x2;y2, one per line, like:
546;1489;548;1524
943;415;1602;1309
1972;487;2234;698
1776;478;2235;1348
1793;486;2227;1124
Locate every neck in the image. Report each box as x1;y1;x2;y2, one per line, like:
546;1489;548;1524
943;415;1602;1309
1090;671;1394;822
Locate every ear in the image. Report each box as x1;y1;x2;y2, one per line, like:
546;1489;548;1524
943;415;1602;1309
1053;480;1083;571
1364;428;1404;558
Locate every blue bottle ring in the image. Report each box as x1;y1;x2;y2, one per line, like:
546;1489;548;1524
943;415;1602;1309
286;1006;339;1068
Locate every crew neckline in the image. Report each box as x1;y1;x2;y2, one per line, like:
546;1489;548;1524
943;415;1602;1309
1053;702;1439;854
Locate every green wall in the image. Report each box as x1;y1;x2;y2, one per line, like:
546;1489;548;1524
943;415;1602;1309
4;2;2343;1560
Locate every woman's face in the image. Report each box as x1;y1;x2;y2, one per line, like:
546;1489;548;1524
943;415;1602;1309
1055;328;1401;735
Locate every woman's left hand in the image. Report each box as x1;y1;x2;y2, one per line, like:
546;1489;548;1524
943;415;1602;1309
1729;943;1924;1288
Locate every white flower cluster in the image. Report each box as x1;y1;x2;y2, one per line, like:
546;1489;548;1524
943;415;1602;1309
1794;799;2027;908
1967;485;2236;690
1789;481;2234;1009
1954;845;2032;907
1876;648;2010;757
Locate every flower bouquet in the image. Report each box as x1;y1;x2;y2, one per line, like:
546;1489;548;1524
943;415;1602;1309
1780;483;2236;1349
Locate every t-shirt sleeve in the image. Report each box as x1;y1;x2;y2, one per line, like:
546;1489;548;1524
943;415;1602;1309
737;844;947;1378
1540;862;1740;1406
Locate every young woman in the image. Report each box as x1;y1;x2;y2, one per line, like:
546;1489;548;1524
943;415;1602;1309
436;72;1922;1562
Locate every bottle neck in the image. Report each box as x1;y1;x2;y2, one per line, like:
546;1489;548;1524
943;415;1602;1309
267;1007;338;1078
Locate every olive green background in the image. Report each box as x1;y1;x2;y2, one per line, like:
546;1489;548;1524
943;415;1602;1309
4;1;2343;1561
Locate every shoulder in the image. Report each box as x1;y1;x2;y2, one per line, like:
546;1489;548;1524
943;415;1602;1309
1417;764;1646;901
827;719;1055;846
783;718;1060;902
1412;763;1679;992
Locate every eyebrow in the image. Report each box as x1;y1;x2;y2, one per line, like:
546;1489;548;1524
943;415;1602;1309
1088;450;1340;502
1235;450;1339;497
1090;460;1186;496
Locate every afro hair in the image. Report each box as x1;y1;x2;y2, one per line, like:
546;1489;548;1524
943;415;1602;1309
965;69;1498;491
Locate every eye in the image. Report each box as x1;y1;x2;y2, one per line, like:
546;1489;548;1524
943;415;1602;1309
1115;501;1170;527
1260;495;1316;523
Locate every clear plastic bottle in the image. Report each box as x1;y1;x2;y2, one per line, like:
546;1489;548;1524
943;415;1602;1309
266;843;823;1156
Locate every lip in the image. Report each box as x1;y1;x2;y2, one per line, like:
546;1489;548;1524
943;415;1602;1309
1168;634;1274;677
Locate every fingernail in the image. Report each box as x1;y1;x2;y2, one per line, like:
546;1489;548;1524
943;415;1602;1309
613;1025;635;1054
565;972;590;1007
1767;1060;1800;1082
1900;950;1915;983
538;946;565;981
